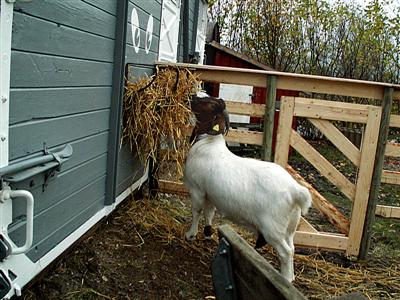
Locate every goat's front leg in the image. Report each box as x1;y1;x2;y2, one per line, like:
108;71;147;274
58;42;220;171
185;190;205;241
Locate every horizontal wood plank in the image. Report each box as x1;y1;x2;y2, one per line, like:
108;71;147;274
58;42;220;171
13;13;115;63
381;170;400;185
14;0;116;38
158;180;190;196
156;62;400;100
375;205;400;218
290;130;356;200
389;114;400;128
225;129;263;145
9;109;110;160
11;52;113;88
385;143;400;157
225;101;266;117
294;98;370;123
294;231;348;251
10;87;112;125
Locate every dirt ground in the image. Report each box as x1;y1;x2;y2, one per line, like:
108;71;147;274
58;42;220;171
22;141;400;300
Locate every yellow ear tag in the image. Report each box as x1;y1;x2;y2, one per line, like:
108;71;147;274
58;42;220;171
213;124;220;131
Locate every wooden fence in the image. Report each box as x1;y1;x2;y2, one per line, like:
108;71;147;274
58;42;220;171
155;62;400;259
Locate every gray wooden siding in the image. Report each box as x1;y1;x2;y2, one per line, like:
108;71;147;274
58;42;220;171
177;0;198;62
117;0;163;194
8;2;117;262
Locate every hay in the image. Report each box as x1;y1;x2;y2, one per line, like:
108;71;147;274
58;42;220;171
124;196;400;299
122;67;200;176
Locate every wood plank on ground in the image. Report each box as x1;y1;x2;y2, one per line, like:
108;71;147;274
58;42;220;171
218;224;307;300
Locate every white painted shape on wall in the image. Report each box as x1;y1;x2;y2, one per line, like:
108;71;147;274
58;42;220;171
145;15;154;54
131;8;140;54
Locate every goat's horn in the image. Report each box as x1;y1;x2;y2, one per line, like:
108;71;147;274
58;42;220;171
223;109;230;134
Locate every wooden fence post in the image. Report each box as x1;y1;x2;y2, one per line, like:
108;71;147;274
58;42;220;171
262;75;277;161
359;87;394;259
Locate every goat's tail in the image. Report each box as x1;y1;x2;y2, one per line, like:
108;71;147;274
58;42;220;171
294;185;312;216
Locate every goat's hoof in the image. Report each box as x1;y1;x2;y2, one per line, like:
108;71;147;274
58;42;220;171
185;232;197;241
204;226;214;240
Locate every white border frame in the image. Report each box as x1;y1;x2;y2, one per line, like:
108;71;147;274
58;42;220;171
0;0;14;168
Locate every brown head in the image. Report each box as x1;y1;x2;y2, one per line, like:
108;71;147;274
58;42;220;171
189;94;230;142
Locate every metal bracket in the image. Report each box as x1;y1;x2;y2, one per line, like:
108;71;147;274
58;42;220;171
211;237;238;300
0;144;73;186
0;185;34;255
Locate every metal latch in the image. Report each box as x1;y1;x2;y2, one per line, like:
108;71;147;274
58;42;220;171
0;144;73;185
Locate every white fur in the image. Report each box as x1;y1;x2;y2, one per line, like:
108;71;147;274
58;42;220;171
184;134;312;282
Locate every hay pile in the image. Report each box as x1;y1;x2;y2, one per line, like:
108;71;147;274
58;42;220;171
122;67;200;176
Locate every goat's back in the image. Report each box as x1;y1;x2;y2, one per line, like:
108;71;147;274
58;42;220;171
184;135;311;227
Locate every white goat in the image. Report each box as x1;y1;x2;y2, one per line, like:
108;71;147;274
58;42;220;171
184;95;312;282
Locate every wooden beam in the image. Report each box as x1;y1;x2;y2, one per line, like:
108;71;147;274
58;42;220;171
308;118;361;166
196;68;266;87
394;90;400;101
156;62;400;100
157;180;190;197
226;129;263;145
375;205;400;219
347;106;382;258
293;98;370;123
277;77;385;100
389;114;400;128
381;170;400;185
287;165;350;235
225;101;265;117
385;143;400;157
359;89;393;259
274;96;295;167
290;130;356;201
297;217;318;233
262;75;277;161
294;231;348;251
217;224;308;300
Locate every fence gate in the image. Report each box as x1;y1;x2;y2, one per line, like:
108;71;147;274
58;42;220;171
275;96;382;257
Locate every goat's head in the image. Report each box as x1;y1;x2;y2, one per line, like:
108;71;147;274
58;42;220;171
189;93;230;142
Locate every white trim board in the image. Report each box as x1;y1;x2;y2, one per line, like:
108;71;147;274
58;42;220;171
0;0;14;168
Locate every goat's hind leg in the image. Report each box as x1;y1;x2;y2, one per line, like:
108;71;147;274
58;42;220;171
185;190;205;241
260;224;295;282
203;200;216;239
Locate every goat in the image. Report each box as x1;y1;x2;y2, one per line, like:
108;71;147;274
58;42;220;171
184;94;312;282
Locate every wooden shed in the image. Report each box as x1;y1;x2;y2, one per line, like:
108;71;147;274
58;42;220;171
0;0;208;298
